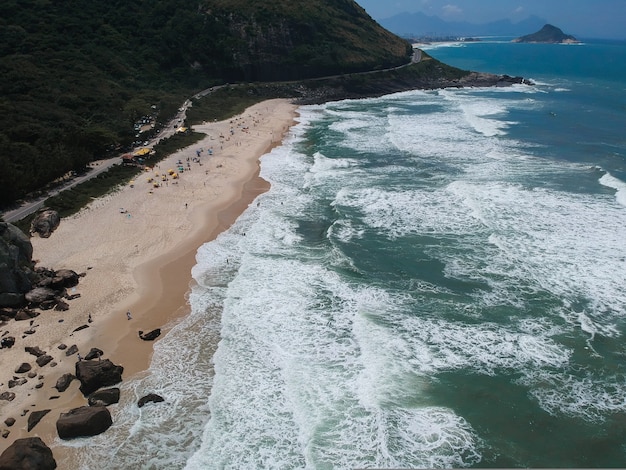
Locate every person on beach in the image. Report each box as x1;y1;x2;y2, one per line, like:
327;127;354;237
126;311;132;320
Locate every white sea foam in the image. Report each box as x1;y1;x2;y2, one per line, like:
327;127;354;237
90;84;626;467
599;171;626;206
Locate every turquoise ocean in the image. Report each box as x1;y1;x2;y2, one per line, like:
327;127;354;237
72;39;626;468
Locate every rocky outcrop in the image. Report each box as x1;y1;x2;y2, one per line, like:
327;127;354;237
513;24;579;44
88;388;120;407
75;359;123;396
0;337;15;349
137;393;164;408
29;209;60;238
55;373;75;392
0;437;57;470
138;328;161;341
0;222;82;309
56;406;112;439
25;345;46;357
14;363;31;374
84;347;103;360
27;409;51;432
0;223;35;308
260;57;533;106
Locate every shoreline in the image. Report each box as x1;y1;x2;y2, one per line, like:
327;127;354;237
0;99;297;460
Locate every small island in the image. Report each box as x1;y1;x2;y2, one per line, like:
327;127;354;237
513;24;580;44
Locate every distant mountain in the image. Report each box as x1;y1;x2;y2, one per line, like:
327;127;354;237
513;24;579;44
379;12;547;38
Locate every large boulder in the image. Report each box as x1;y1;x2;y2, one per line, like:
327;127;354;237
88;388;120;407
27;409;51;432
24;287;57;305
37;268;79;290
55;373;76;392
137;393;164;408
0;223;35;308
30;209;60;238
75;359;123;396
56;406;112;439
0;437;56;469
138;328;161;341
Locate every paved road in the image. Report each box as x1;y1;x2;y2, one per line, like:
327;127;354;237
2;103;192;223
2;50;422;224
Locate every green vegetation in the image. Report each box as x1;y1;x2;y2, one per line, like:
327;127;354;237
187;88;273;124
1;0;411;208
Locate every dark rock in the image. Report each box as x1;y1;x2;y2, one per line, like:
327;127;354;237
50;269;79;289
75;359;123;396
24;287;57;305
57;343;67;350
35;383;43;389
8;378;27;388
15;363;31;374
137;393;164;408
65;293;81;300
39;300;57;310
88;388;120;407
71;324;89;333
27;371;36;378
14;309;39;321
29;209;60;239
4;418;14;427
49;396;59;400
0;337;15;349
36;355;54;367
0;392;15;401
23;329;36;335
54;373;75;392
27;409;51;432
0;430;8;439
0;308;17;319
0;223;35;309
0;293;25;309
54;301;69;311
0;436;57;469
25;345;46;357
65;344;78;356
56;406;112;440
84;347;103;361
138;328;161;341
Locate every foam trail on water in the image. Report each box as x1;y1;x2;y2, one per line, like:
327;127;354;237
599;171;626;206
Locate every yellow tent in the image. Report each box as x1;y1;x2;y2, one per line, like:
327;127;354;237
133;147;151;156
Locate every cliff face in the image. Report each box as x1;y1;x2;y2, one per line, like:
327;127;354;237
203;0;413;80
513;24;579;44
0;223;35;307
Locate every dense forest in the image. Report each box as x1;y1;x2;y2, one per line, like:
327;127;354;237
0;0;412;207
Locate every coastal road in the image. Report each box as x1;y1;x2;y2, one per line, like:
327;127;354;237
1;101;192;224
2;51;421;224
2;157;121;223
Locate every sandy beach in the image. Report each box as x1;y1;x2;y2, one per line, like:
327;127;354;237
0;98;297;459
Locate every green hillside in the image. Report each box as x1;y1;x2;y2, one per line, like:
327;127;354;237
0;0;412;207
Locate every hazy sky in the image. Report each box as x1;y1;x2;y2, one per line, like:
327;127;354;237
355;0;626;39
